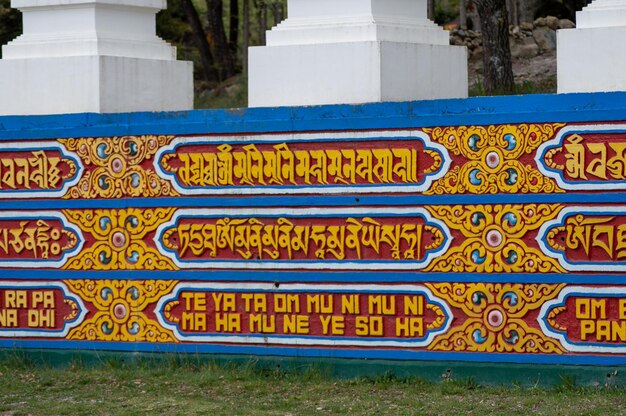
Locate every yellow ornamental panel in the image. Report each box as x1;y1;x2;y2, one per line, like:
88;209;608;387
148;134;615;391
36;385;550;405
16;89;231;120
425;204;566;273
424;124;565;194
66;279;178;343
426;283;566;353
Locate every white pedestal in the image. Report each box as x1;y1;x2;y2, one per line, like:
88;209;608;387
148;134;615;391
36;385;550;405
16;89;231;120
558;0;626;93
0;56;192;115
249;0;467;107
0;0;193;115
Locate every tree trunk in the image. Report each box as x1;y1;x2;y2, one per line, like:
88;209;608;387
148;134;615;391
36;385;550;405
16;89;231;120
518;0;539;23
206;0;236;80
467;0;481;30
229;0;239;53
271;2;284;26
460;0;467;28
427;0;435;21
475;0;514;94
180;0;219;82
513;0;519;26
242;0;250;76
506;0;519;26
257;0;267;45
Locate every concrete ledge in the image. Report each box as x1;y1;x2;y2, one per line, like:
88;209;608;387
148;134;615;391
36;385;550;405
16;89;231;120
2;349;624;387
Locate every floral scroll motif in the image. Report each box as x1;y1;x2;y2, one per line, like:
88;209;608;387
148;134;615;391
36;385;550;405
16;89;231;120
426;283;566;353
425;204;566;273
424;124;565;194
62;208;176;270
60;135;178;199
66;280;177;342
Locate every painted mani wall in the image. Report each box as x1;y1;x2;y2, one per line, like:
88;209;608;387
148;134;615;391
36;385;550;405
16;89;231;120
1;92;626;366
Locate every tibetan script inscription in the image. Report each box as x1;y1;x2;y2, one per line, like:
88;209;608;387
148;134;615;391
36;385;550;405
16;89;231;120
0;149;78;192
539;207;626;271
546;134;626;181
160;216;445;262
0;219;78;261
538;126;626;190
156;133;449;194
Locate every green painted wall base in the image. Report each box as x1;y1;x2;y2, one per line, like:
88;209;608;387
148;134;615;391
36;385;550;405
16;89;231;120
1;348;623;388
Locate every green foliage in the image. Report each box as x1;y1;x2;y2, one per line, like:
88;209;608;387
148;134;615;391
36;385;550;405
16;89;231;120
553;373;579;392
0;0;21;58
360;371;431;388
435;0;460;25
0;349;34;370
156;0;192;44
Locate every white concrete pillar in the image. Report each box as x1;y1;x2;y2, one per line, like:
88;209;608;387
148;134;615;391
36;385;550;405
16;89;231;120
0;0;193;115
248;0;468;108
558;0;626;93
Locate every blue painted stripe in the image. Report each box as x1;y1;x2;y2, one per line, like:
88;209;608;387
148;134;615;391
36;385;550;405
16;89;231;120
1;339;625;366
3;269;626;284
1;92;626;140
1;192;626;209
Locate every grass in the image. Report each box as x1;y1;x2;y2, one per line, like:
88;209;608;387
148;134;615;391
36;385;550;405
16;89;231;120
469;76;557;97
195;75;248;109
1;356;626;415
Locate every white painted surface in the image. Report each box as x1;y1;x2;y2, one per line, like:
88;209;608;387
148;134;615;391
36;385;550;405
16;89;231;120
558;0;626;93
0;0;193;115
0;56;193;114
249;0;467;107
575;0;626;28
286;0;425;19
380;42;467;102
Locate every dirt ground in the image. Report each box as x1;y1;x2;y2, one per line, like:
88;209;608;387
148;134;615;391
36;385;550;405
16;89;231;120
468;50;557;91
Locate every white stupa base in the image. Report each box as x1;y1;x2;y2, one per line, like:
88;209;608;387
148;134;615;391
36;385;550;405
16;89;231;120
558;26;626;93
0;0;193;115
249;0;467;107
249;41;467;107
558;0;626;93
0;55;193;115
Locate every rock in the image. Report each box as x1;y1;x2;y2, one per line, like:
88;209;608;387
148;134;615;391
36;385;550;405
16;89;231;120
534;17;547;27
546;16;559;30
456;29;467;37
510;43;522;58
510;40;539;59
520;22;534;31
450;36;464;46
518;43;540;58
558;19;575;29
471;46;483;60
511;26;521;36
533;26;557;51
